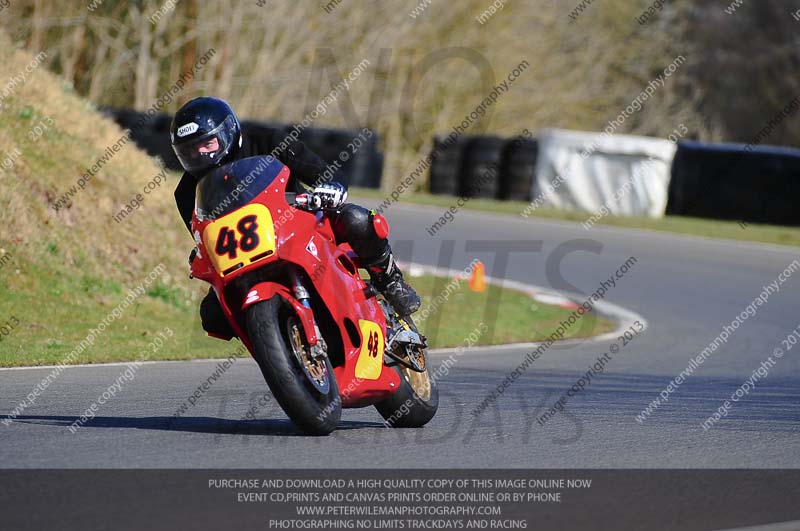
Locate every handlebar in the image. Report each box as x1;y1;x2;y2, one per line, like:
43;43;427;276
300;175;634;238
288;192;343;213
293;193;323;211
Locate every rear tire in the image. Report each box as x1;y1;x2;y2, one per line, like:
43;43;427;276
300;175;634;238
246;297;341;435
375;319;439;428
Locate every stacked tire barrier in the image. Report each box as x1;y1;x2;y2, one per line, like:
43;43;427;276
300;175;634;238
460;136;505;199
100;108;383;188
499;135;538;201
430;130;799;228
298;126;383;189
102;109;181;169
667;141;800;226
428;136;466;196
428;133;537;201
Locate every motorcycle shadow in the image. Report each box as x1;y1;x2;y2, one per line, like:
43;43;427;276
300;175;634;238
5;415;384;436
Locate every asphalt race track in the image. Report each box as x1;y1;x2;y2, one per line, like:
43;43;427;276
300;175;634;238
2;203;799;469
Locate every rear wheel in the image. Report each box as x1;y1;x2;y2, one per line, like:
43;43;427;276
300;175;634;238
375;318;439;428
246;297;341;435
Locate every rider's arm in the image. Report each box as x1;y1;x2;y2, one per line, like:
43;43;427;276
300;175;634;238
174;172;196;232
273;138;346;191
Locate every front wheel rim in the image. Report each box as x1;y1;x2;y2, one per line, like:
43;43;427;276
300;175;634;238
286;317;330;395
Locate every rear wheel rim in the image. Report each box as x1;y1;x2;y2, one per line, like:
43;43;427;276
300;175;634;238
401;345;432;402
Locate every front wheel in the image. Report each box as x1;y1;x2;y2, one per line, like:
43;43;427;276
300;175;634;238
375;319;439;428
246;297;341;435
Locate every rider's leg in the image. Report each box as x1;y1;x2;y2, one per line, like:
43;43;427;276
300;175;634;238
329;204;420;316
200;287;236;339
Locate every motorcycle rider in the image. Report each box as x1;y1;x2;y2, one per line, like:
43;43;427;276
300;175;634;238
171;97;420;339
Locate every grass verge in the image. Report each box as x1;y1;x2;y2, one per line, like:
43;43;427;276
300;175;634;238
0;257;614;367
408;272;615;347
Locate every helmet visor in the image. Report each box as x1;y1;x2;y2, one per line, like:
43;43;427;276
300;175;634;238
173;115;238;174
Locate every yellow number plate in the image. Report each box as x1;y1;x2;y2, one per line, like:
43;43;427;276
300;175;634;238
355;320;385;380
202;203;276;276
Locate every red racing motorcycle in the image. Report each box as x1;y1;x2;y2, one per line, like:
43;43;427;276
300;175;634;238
189;156;438;435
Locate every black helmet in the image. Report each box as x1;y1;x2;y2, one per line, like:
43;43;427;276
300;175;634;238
170;97;242;175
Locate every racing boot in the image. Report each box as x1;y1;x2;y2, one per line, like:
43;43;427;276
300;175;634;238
368;253;421;317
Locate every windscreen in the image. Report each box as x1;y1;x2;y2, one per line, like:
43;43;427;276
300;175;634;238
195;156;286;221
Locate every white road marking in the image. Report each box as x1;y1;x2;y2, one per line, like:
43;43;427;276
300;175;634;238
400;261;648;348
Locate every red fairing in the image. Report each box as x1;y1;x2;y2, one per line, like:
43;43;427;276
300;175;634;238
241;281;318;345
190;157;400;408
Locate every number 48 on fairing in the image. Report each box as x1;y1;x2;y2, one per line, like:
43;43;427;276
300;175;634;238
202;203;277;275
215;215;260;259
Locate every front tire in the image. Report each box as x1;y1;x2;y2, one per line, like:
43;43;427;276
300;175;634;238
246;297;341;435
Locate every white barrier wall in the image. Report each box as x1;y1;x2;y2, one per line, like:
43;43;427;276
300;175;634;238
534;129;677;218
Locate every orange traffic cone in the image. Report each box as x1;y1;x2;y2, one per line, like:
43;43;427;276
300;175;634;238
468;261;487;292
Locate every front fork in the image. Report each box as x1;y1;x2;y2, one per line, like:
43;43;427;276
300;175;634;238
289;266;327;359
